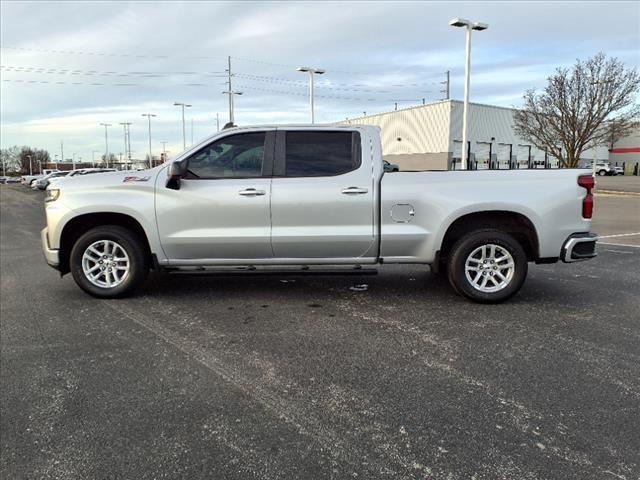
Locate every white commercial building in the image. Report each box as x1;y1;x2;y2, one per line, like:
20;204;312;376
339;99;637;172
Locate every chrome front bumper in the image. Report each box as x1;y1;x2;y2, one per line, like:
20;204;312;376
561;233;598;263
41;227;60;268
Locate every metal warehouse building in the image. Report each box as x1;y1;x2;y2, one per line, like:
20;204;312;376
339;99;639;172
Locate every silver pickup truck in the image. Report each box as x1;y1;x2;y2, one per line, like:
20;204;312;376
41;125;597;303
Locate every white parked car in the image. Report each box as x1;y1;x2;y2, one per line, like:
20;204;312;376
42;125;597;303
21;169;59;186
34;171;71;190
48;168;116;186
594;162;617;176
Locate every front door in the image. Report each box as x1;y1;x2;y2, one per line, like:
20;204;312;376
155;130;275;263
270;129;376;261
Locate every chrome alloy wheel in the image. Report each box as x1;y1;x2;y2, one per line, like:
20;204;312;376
464;244;515;293
81;240;130;289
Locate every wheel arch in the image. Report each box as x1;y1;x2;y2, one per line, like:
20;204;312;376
437;210;540;265
58;212;153;275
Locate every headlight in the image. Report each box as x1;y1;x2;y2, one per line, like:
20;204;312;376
45;189;60;202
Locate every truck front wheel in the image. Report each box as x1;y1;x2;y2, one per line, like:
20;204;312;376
69;225;149;298
447;229;528;303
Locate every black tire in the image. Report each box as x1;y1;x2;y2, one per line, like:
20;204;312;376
447;229;528;304
70;225;149;298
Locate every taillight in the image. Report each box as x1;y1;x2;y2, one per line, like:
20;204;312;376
578;175;594;219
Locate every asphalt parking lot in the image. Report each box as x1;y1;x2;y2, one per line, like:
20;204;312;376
1;183;639;480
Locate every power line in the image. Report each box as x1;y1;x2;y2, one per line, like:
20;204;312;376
235;84;432;104
1;45;173;59
1;78;209;87
0;65;226;77
1;46;449;84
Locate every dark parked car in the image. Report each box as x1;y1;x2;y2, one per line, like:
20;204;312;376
383;160;400;172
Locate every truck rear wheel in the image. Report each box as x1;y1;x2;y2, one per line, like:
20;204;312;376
447;229;528;303
69;225;149;298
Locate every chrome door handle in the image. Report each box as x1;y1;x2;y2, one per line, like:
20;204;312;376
238;188;266;197
341;186;368;195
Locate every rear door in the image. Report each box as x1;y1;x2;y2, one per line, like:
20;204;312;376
270;129;376;261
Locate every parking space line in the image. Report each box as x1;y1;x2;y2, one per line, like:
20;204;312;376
599;242;640;248
598;232;640;238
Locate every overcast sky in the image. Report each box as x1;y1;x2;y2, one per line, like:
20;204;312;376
1;0;638;162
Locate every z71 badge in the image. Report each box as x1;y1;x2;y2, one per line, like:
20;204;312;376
123;176;151;183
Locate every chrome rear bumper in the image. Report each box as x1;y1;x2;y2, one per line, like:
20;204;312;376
561;233;598;263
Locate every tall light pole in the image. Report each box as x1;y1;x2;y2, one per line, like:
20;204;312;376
161;141;168;162
72;153;76;170
296;66;325;124
99;123;112;168
141;113;156;168
27;155;33;175
173;102;192;150
449;18;488;170
119;122;132;167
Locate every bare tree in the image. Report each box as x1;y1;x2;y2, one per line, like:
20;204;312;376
18;146;50;174
0;146;21;173
514;53;639;168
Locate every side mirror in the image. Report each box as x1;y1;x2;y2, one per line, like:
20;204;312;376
166;160;188;190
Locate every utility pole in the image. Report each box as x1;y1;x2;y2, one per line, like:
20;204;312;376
99;123;112;167
227;56;232;123
440;70;450;100
296;66;325;124
141;113;156;168
223;57;243;125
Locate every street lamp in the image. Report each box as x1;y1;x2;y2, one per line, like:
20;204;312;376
100;123;112;167
449;17;488;170
173;102;192;150
141;113;157;168
296;66;325;124
27;155;33;175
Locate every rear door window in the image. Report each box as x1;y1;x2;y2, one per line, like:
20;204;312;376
284;131;360;177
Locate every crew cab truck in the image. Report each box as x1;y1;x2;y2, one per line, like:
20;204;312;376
41;125;597;303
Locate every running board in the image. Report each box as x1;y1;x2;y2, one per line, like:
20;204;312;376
165;266;378;277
